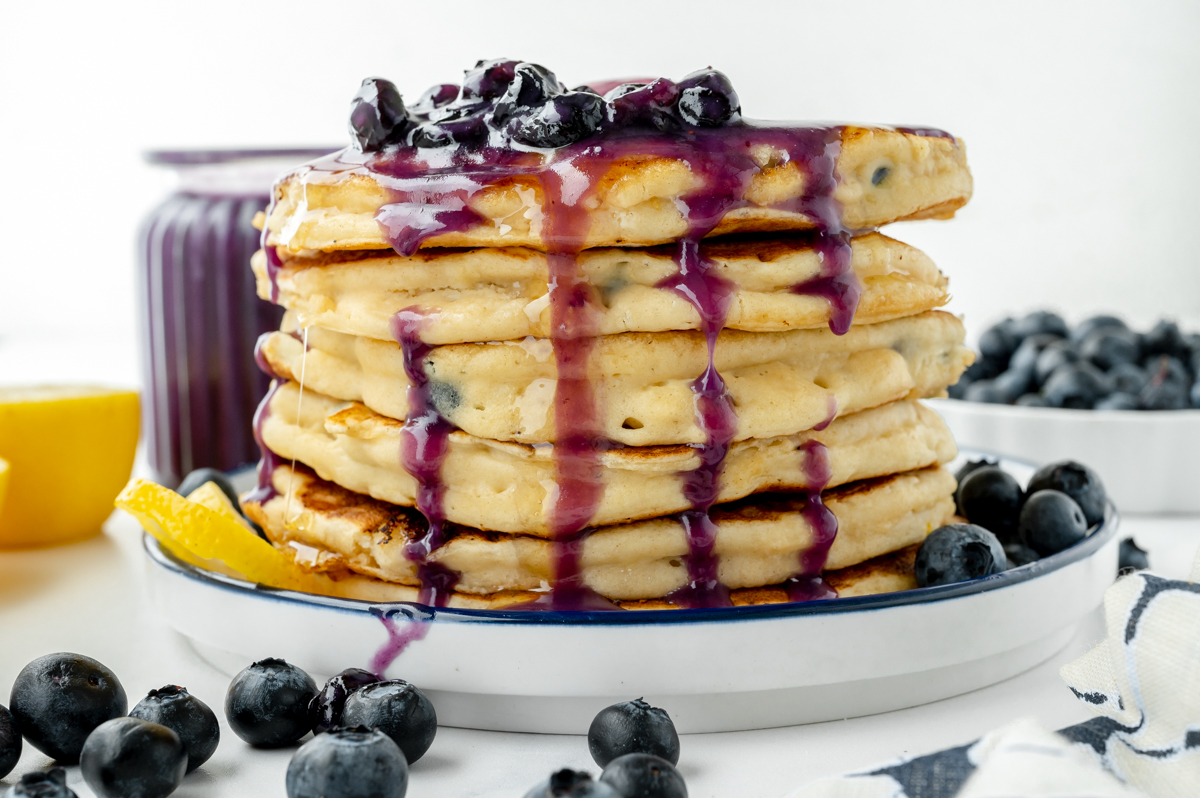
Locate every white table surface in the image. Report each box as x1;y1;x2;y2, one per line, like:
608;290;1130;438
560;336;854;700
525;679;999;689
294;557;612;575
3;337;1200;797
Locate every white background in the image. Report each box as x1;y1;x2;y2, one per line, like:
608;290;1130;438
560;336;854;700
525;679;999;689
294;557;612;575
1;0;1198;388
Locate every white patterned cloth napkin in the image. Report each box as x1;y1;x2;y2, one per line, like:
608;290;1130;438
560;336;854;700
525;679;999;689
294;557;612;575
786;547;1200;798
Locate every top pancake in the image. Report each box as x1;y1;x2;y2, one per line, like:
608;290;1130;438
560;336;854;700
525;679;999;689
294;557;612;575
264;126;971;255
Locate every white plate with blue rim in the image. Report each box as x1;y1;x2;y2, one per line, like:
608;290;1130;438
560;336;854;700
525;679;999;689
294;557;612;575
142;449;1120;734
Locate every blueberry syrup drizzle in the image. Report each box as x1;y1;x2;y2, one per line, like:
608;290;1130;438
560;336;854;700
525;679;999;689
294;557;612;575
368;607;431;678
245;334;285;506
260;63;937;610
260;192;285;303
508;153;622;611
784;439;839;602
658;239;738;608
389;308;461;607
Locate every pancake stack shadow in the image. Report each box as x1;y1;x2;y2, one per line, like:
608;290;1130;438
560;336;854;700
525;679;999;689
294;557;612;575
241;111;974;611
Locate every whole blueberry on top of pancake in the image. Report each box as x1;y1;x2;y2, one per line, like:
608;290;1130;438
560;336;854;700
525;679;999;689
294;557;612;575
346;59;753;156
676;68;741;127
349;78;408;152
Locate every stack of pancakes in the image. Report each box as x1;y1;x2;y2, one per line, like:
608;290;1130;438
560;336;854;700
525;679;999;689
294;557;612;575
244;116;974;610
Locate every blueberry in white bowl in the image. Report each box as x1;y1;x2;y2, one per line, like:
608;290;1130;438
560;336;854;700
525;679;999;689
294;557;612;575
80;717;187;798
600;753;688;798
286;727;408;798
1095;392;1140;411
588;698;679;767
9;653;127;764
6;768;77;798
129;685;220;772
0;703;20;779
914;524;1007;587
340;679;436;764
952;311;1200;411
225;658;318;747
523;769;621;798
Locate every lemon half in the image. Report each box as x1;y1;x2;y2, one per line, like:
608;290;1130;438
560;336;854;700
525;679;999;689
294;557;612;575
0;386;139;548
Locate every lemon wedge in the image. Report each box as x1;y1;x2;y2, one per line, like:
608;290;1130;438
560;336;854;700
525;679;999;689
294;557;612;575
116;479;324;592
0;386;140;548
185;481;259;534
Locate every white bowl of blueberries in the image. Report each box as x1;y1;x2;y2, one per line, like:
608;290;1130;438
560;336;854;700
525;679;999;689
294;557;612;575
930;312;1200;513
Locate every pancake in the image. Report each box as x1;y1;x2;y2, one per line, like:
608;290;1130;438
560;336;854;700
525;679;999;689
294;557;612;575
259;383;956;534
244;463;951;604
255;232;949;344
261;310;971;445
264;127;970;255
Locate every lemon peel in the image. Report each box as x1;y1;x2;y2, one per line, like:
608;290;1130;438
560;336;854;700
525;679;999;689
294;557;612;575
115;479;323;592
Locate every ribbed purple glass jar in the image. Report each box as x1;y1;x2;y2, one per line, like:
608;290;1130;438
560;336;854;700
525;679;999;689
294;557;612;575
138;148;334;487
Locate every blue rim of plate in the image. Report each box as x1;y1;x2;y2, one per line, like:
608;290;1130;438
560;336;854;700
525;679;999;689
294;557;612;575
142;503;1118;626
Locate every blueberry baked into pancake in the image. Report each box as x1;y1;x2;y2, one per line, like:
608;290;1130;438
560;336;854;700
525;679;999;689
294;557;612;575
242;59;975;610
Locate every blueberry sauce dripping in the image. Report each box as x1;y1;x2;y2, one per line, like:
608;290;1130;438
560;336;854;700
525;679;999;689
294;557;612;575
389;307;461;607
791;249;861;336
894;126;956;141
658;241;738;608
244;377;284;506
814;394;838;432
507;154;622;612
368;607;431;678
260;191;285;303
784;439;839;601
645;130;849;607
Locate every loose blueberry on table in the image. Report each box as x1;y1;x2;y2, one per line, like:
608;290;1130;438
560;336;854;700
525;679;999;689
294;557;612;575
9;652;128;764
286;727;408;798
6;768;77;798
599;753;689;798
1118;538;1150;573
129;685;221;772
950;312;1200;410
310;668;380;735
524;769;622;798
588;698;680;767
339;679;437;764
225;658;318;747
79;717;187;798
0;702;21;780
